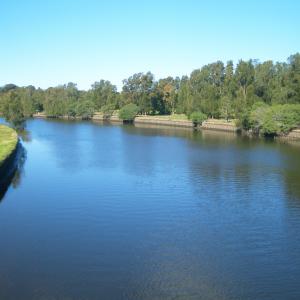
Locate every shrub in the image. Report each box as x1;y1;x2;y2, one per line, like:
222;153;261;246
246;103;300;136
76;100;95;119
189;111;207;125
101;104;115;119
248;102;269;134
119;103;139;121
264;104;300;135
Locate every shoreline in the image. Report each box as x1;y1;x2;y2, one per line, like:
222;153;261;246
32;113;300;141
0;125;19;188
33;112;240;132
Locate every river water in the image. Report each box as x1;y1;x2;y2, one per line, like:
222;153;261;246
1;119;300;300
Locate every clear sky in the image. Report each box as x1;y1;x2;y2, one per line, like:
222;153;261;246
1;0;299;90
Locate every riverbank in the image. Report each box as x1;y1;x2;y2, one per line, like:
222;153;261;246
0;125;18;167
277;129;300;141
0;125;19;190
32;112;300;141
33;112;240;132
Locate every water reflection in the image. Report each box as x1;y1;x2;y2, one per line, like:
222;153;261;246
278;143;300;204
1;119;300;299
0;144;26;201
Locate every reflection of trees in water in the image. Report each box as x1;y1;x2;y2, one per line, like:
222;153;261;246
121;125;156;177
187;133;300;208
34;119;83;172
0;144;26;202
187;143;254;204
121;124;195;177
132;123;195;139
187;132;288;206
278;143;300;203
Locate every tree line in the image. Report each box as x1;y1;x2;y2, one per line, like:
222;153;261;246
0;53;299;136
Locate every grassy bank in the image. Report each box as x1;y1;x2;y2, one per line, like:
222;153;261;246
138;114;189;121
0;125;18;166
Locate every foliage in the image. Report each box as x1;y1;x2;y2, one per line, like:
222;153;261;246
101;103;115;119
0;53;300;136
189;111;207;125
119;103;139;121
219;96;234;121
246;103;300;136
76;100;95;119
0;91;26;129
91;80;119;110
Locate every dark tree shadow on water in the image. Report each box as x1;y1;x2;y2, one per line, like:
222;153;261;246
0;143;26;202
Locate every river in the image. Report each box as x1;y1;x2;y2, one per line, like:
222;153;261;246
1;118;300;300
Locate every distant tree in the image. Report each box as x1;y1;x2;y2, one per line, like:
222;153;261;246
189;111;207;125
91;80;118;110
101;103;115;119
219;96;234;121
122;72;156;114
119;103;139;121
235;60;255;101
254;61;274;103
0;52;299;136
157;77;180;114
1;91;26;129
76;100;94;119
287;53;300;102
0;84;18;93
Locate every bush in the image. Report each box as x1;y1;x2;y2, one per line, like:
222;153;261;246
101;104;115;119
263;104;300;135
246;103;300;136
237;110;250;130
76;100;95;119
248;102;269;134
119;103;139;121
189;111;207;125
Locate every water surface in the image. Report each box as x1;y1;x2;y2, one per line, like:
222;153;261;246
1;119;300;300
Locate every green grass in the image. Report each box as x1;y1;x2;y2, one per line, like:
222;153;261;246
137;114;189;121
203;118;237;125
0;125;18;165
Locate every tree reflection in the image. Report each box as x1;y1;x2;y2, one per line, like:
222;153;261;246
279;143;300;203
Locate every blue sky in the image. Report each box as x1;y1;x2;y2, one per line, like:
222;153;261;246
1;0;299;90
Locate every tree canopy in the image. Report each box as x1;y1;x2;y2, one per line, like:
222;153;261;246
1;53;299;135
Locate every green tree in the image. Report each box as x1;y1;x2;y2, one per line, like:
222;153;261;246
119;103;139;121
235;60;255;102
122;72;157;114
91;80;118;110
287;53;300;103
1;91;26;129
219;96;234;121
76;100;95;119
157;77;180;113
190;111;207;125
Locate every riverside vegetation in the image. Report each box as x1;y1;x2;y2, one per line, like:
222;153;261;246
1;53;300;136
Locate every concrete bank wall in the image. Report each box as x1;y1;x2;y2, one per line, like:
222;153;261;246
134;116;193;128
201;120;238;132
33;113;124;123
278;129;300;141
134;117;239;132
33;113;240;132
